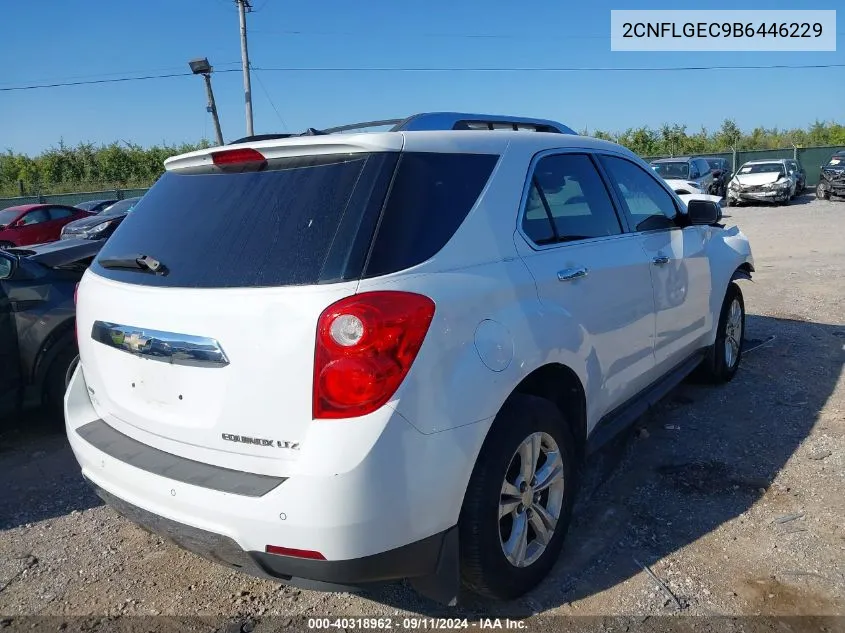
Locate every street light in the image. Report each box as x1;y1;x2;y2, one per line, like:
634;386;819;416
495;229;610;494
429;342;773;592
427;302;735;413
188;57;224;146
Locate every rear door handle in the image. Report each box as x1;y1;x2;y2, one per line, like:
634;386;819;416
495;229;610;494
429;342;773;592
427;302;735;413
652;255;670;265
557;267;588;282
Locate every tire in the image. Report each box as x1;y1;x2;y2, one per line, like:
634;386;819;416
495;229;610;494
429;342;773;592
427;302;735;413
700;282;745;384
0;241;14;250
816;182;830;200
44;344;79;417
459;394;577;600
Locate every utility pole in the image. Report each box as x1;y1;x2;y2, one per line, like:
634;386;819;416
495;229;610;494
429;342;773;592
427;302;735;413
236;0;255;137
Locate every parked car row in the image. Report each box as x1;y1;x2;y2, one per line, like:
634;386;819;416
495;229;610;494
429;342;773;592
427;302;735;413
651;155;812;207
0;198;140;249
57;112;754;607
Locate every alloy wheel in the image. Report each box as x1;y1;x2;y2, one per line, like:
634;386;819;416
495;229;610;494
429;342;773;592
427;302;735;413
724;298;743;369
499;432;565;568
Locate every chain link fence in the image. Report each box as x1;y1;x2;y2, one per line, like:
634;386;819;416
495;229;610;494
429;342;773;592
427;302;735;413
0;187;150;211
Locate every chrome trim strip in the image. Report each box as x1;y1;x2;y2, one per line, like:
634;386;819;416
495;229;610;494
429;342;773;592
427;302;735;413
91;321;230;368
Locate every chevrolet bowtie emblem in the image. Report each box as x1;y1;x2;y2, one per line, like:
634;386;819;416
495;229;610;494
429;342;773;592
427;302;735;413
124;332;150;353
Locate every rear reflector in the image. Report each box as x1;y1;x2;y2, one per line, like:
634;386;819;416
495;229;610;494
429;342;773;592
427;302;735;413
211;148;267;170
265;545;326;560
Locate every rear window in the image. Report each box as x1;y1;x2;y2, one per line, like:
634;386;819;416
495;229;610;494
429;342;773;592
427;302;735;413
92;151;497;288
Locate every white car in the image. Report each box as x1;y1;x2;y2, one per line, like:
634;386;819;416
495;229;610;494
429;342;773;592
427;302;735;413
65;112;754;605
662;178;705;196
726;159;796;206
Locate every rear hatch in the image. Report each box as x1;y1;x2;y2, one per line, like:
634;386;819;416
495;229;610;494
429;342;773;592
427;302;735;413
76;141;403;471
75;137;500;473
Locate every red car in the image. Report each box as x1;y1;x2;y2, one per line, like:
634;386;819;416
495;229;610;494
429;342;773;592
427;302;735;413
0;204;93;249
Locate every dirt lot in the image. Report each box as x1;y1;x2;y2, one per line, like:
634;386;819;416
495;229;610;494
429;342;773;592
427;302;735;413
1;193;843;630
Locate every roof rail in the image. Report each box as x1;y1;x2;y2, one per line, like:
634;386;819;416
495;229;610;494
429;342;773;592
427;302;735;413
391;112;575;134
225;112;576;145
322;119;404;134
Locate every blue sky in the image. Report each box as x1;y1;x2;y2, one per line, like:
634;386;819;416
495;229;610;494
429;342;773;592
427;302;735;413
1;0;843;155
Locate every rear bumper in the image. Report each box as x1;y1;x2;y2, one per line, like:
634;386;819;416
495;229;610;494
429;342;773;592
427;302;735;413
89;481;454;591
64;362;488;598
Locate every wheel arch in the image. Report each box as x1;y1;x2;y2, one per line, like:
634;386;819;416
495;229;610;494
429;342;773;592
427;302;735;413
507;362;588;463
32;318;77;396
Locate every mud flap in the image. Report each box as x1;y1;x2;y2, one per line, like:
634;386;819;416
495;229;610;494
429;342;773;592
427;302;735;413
409;526;460;606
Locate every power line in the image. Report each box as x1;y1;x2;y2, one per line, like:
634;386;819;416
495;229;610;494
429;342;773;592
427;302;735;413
251;65;288;129
2;62;842;92
252;63;845;73
0;69;241;92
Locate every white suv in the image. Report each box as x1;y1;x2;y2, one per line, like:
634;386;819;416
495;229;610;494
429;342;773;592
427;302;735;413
65;112;754;605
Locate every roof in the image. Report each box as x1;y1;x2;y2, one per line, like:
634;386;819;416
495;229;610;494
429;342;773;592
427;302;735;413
0;203;51;213
742;158;789;165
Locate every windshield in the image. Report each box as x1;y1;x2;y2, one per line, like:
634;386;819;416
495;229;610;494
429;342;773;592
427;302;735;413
100;198;140;216
825;156;845;168
0;209;22;227
651;161;690;179
737;163;785;176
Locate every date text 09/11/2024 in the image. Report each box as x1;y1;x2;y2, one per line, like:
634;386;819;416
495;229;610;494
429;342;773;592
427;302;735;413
306;618;527;630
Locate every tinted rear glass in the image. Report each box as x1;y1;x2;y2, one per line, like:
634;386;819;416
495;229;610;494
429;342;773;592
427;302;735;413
93;154;394;288
363;152;498;278
92;151;497;289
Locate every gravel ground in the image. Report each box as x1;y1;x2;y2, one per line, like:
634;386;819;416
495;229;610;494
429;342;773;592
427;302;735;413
1;193;843;631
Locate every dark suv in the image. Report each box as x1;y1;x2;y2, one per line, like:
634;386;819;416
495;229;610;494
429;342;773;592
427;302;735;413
817;152;845;200
702;157;731;197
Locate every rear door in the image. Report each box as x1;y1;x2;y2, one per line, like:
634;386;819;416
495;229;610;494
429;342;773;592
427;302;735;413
0;253;21;414
47;206;77;238
513;151;656;422
598;154;713;377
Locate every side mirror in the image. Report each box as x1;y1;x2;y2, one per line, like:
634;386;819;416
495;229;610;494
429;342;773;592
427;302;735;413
0;253;15;280
712;169;723;177
687;199;720;225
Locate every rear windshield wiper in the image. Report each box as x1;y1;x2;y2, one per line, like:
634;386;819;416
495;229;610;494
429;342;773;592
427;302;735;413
99;254;169;276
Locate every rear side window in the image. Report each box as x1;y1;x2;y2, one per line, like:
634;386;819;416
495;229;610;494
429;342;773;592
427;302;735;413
521;153;622;245
362;152;498;278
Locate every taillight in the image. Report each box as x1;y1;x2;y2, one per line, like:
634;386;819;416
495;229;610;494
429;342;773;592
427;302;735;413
313;291;435;419
210;148;266;172
265;545;326;560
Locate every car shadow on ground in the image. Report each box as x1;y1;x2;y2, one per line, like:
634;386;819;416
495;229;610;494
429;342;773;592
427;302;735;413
0;408;102;529
363;314;843;616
